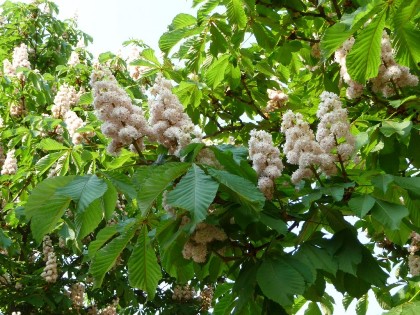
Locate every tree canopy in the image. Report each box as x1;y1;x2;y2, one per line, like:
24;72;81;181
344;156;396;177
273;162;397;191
0;0;420;314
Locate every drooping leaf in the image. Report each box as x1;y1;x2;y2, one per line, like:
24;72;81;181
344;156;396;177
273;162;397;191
205;55;230;89
226;0;247;29
346;8;386;83
37;138;68;151
348;195;376;218
137;163;190;213
371;199;409;230
128;226;162;299
171;13;197;30
57;175;108;213
90;221;137;288
207;168;265;213
166;164;219;224
384;300;420;314
74;198;103;239
25;176;74;243
88;225;118;258
257;256;307;306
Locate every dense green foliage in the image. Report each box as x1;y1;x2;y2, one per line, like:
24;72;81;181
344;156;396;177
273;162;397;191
0;0;420;314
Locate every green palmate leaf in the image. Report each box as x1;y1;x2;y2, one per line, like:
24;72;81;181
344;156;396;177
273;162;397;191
137;162;190;213
346;8;386;83
320;23;353;58
257;256;307;306
348;195;376;218
37;138;68;151
380;120;412;140
78;92;93;106
158;26;202;54
296;243;338;276
171;13;197;30
173;81;202;108
392;0;420;68
305;302;322;315
385;300;420;314
102;180;118;220
88;225;118;258
356;294;369;315
356;248;387;287
90;221;137;288
25;176;75;243
207;168;265;213
198;0;220;22
205;55;230;89
329;229;363;275
166;164;219;224
35;151;66;175
128;226;162;300
74;198;103;239
371;199;409;230
372;174;394;193
102;171;137;200
226;0;247;29
57;175;108;213
141;48;161;66
393;176;420;198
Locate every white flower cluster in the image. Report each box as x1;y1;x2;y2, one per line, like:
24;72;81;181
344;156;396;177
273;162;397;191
0;146;5;168
70;283;85;310
64;110;94;145
0;117;4;128
10;103;25;117
334;38;364;99
408;232;420;276
51;84;80;118
182;223;227;263
316;92;355;161
42;252;58;283
99;299;119;315
148;74;201;155
42;235;54;261
265;89;288;113
371;31;419;97
172;284;196;301
200;286;214;312
248;130;284;199
281;110;335;184
0;273;10;285
1;149;17;175
68;51;80;66
11;312;21;315
91;68;152;155
3;43;31;79
195;148;222;168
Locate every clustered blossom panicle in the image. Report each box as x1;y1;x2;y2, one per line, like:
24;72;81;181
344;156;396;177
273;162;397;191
1;149;17;175
91;68;152;155
248;130;283;199
172;284;196;301
41;252;58;283
408;232;420;276
70;283;84;310
0;145;5;168
51;84;80;118
316;92;355;161
200;286;214;312
371;31;419;97
281;110;335;184
182;223;227;263
64;110;94;145
10;103;25;117
3;43;31;79
68;51;80;66
148;74;201;155
334;37;364;99
265;89;288;113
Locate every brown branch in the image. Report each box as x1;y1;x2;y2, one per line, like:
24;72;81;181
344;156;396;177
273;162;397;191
331;0;342;19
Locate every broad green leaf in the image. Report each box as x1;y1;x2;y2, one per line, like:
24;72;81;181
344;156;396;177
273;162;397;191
128;226;162;299
198;0;220;22
35;151;66;175
78;92;93;106
347;8;386;83
88;225;118;258
166;164;219;224
384;300;420;314
90;221;137;288
257;256;307;306
102;180;118;220
356;248;387;287
207;168;265;213
57;175;108;213
226;0;247;29
380;120;412;139
137;163;190;213
141;48;161;66
372;174;394;193
371;199;409;230
102;171;137;199
329;229;363;275
173;81;202;108
171;13;197;30
305;302;322;315
320;23;353;58
356;294;368;315
205;55;229;89
349;195;376;217
159;27;202;54
25;176;75;243
393;176;420;198
37;138;68;151
392;0;420;68
296;243;338;276
74;198;103;239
